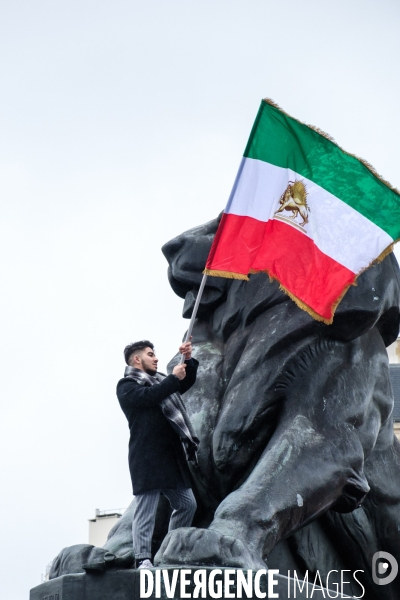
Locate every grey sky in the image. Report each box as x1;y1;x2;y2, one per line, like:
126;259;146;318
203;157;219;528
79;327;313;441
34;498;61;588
1;1;399;597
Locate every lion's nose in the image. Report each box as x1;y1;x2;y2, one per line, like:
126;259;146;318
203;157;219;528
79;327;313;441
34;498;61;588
162;236;184;266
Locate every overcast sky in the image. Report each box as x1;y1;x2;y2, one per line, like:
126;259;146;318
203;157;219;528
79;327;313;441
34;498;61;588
1;1;400;597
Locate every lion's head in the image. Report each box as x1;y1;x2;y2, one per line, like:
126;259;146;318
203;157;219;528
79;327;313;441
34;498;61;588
162;215;400;510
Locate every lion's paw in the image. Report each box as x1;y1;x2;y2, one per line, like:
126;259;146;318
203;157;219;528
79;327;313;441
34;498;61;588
154;527;266;570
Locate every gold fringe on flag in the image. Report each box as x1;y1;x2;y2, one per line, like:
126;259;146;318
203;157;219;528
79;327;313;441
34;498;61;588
247;268;337;324
203;268;249;281
205;239;396;325
203;101;399;324
368;241;395;265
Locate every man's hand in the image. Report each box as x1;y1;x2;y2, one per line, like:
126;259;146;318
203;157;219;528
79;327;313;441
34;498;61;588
179;338;192;360
172;363;187;380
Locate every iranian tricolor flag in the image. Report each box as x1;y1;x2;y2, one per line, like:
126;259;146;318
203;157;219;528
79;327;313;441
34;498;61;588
204;99;400;324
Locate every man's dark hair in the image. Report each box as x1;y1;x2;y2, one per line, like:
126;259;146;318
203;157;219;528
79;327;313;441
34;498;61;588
124;340;154;365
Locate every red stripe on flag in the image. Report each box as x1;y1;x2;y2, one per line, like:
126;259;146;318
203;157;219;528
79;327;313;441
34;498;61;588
205;213;356;320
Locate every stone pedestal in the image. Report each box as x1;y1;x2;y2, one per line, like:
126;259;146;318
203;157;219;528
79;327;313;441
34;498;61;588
30;567;356;599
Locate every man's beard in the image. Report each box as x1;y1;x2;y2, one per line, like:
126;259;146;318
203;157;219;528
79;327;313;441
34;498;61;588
144;367;157;375
142;362;157;376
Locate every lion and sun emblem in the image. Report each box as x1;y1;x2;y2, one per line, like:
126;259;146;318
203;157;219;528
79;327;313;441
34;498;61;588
274;180;311;229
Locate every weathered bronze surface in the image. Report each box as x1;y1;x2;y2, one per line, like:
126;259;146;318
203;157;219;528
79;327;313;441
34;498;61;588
49;216;400;599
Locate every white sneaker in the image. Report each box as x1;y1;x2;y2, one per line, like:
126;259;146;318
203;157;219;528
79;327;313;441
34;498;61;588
137;558;153;569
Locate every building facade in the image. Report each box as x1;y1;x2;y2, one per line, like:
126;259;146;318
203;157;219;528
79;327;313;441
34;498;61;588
88;508;125;547
387;338;400;440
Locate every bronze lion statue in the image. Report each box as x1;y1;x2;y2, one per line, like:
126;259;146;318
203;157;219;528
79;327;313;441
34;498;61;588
51;215;400;599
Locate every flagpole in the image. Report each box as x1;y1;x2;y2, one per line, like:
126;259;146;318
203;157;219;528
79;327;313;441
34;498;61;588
179;273;208;364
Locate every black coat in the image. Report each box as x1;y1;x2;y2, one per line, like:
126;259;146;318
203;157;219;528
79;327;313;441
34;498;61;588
117;359;199;495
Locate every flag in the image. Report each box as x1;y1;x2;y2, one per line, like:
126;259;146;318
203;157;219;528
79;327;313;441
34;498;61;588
204;99;400;324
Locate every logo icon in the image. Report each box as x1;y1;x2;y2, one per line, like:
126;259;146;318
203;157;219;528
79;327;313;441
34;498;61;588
372;551;398;585
274;180;310;229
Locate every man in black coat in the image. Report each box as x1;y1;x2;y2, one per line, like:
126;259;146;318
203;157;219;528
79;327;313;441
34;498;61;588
117;339;199;569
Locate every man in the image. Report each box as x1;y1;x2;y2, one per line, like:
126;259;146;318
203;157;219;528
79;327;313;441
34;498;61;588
117;339;199;569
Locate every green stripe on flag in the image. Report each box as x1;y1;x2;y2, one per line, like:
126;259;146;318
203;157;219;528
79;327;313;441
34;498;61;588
244;101;400;241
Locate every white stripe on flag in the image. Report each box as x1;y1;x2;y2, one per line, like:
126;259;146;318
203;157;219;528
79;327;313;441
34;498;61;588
225;158;392;274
